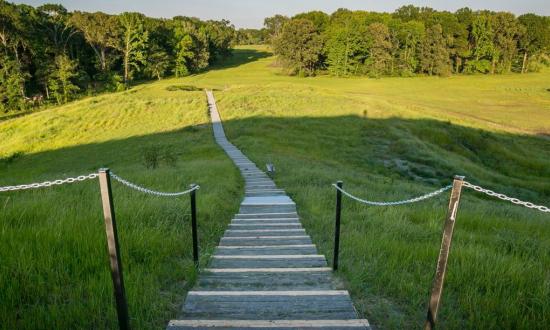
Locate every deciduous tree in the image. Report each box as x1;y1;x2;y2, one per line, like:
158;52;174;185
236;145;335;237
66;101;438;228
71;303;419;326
118;12;148;85
273;19;323;76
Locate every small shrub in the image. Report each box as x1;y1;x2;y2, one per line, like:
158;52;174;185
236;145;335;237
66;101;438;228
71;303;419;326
143;146;160;169
142;145;179;169
166;85;202;92
163;147;178;167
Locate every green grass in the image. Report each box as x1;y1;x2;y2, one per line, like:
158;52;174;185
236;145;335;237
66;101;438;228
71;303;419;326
183;46;550;329
1;45;550;329
0;85;242;328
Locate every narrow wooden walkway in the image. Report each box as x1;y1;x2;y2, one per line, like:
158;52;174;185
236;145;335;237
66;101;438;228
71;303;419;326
167;91;370;329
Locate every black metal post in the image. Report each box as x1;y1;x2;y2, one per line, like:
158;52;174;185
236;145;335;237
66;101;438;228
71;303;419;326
98;168;130;330
333;181;343;270
190;184;199;267
424;176;465;330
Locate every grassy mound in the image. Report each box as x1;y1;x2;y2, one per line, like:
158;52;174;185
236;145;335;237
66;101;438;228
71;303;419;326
1;45;549;329
199;46;549;329
0;83;241;328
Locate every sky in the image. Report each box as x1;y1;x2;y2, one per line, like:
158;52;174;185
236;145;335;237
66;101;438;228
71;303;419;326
12;0;550;28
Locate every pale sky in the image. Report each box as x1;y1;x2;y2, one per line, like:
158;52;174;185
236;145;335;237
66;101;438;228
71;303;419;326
12;0;550;28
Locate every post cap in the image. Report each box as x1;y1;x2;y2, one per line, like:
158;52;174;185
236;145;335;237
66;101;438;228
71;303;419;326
454;175;465;180
98;168;110;173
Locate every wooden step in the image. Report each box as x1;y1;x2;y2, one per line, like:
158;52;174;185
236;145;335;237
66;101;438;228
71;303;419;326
196;270;333;291
209;255;327;268
178;291;360;320
167;319;370;329
215;245;317;256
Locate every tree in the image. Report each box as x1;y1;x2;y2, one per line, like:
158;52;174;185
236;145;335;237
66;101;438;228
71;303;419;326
518;14;550;73
118;12;148;85
325;11;370;76
204;19;235;62
273;19;323;76
292;11;330;32
70;11;119;72
37;3;78;54
0;55;28;112
174;34;193;76
364;23;392;76
419;24;450;75
145;46;170;80
48;54;79;104
171;17;210;74
492;12;522;73
394;20;425;74
465;13;495;73
264;14;289;43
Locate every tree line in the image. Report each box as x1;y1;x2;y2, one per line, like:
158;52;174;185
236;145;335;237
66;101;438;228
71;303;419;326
266;6;550;77
0;1;235;113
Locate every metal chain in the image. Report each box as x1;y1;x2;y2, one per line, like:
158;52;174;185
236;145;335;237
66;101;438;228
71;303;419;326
109;171;199;197
463;181;550;213
332;183;453;206
0;173;99;192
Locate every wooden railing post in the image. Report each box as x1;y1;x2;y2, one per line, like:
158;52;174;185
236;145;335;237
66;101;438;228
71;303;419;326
333;181;343;270
424;176;465;330
190;184;199;267
98;168;130;330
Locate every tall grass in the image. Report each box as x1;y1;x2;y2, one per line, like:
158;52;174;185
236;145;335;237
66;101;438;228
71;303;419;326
1;45;549;329
0;87;242;328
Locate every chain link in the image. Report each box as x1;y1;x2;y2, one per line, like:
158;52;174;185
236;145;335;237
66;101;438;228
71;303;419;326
463;181;550;213
109;171;199;197
0;173;99;192
332;183;452;206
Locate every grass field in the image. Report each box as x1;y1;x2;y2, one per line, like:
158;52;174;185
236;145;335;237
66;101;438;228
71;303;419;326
1;45;550;329
0;85;242;328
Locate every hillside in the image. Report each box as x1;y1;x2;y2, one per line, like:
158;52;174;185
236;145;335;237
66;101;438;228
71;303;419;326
0;84;242;328
1;45;550;329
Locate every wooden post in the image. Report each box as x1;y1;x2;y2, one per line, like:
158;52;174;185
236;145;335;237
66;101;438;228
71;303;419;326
424;176;465;330
98;169;130;330
190;184;199;267
333;181;343;270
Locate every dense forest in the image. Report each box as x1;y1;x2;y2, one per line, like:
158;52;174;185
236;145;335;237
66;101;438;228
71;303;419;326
0;1;235;113
265;6;550;77
3;3;550;113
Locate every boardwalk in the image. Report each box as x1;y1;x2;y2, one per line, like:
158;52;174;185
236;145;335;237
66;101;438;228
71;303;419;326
166;91;369;329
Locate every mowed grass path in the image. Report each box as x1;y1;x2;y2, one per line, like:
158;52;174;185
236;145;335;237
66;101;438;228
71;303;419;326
181;46;549;329
0;85;241;328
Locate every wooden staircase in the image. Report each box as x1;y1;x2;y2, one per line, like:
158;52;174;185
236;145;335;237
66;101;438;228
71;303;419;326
166;91;370;329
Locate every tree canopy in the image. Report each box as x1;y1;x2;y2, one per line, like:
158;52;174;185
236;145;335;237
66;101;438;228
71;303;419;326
268;6;550;77
0;1;236;113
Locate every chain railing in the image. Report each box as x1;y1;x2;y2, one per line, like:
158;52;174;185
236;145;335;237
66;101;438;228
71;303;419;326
108;171;200;197
332;183;452;206
463;181;550;213
0;173;99;192
1;168;201;330
331;176;549;330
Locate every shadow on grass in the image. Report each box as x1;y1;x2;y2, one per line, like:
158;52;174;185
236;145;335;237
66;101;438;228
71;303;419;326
1;114;549;329
1;114;548;201
207;48;272;71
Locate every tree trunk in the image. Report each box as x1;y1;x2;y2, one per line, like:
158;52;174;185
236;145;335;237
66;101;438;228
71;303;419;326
100;48;106;71
521;52;527;74
491;57;496;74
124;51;129;85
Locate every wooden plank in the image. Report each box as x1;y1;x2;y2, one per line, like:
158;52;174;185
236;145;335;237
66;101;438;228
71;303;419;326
167;319;370;329
203;268;332;273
